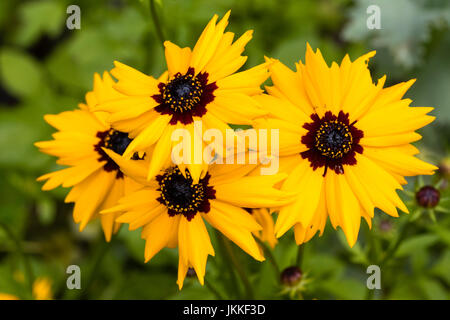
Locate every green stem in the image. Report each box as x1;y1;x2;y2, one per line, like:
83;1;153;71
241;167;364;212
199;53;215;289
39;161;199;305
71;237;112;300
204;278;225;300
149;0;165;49
220;234;254;299
0;222;34;294
215;231;240;298
296;244;304;268
366;287;375;300
255;237;280;275
380;219;410;266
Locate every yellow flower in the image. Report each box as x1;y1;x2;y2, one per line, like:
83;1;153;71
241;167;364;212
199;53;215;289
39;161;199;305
0;293;19;300
249;208;278;249
95;11;269;183
35;72;142;241
103;153;294;289
0;277;52;300
254;44;437;247
32;277;52;300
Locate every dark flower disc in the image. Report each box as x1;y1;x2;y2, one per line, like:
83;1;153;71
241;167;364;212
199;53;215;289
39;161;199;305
152;67;217;125
156;167;216;221
301;111;363;176
94;129;143;178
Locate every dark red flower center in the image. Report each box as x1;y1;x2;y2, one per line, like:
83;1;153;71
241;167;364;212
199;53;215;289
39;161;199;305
301;111;363;176
153;67;217;125
156;167;216;220
95;129;143;178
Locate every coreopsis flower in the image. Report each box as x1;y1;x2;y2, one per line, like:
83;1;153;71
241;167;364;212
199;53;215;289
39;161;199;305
102;152;294;289
95;11;269;183
0;277;53;300
35;72;142;241
254;44;437;247
0;293;19;300
32;277;52;300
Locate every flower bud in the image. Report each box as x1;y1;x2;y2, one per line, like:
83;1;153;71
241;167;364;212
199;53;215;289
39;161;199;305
379;220;392;232
280;266;302;287
186;268;196;278
416;185;440;208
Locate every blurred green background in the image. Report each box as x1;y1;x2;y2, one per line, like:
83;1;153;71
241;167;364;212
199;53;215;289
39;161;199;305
0;0;449;300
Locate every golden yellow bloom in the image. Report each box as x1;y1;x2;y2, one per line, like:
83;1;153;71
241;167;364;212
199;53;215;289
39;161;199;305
35;72;142;241
32;277;52;300
0;277;52;300
254;44;437;247
103;152;294;289
95;11;269;183
0;293;19;300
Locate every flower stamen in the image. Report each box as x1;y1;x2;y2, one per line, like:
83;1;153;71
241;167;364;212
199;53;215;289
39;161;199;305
156;167;215;220
301;111;364;176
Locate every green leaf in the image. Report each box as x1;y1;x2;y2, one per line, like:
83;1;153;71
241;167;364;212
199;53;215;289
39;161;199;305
418;277;448;300
318;278;367;300
14;0;66;46
0;48;43;97
395;234;439;257
431;250;450;286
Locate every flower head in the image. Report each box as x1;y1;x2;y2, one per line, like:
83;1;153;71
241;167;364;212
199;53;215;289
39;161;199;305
35;72;143;241
254;44;437;247
103;154;294;289
95;11;269;183
32;277;52;300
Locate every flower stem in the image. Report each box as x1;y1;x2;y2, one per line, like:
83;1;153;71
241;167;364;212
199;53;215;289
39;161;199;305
219;234;254;299
0;222;34;294
296;244;304;268
204;278;225;300
149;0;165;49
254;237;280;275
380;219;410;266
214;230;240;298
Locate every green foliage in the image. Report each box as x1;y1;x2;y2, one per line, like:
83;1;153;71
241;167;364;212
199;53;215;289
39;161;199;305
0;0;448;300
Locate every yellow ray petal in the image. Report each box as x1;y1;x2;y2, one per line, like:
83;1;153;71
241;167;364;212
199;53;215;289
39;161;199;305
164;41;192;77
215;173;293;208
203;209;264;261
335;173;361;247
102;148;149;185
122;114;171;159
142;213;179;262
111;61;160;96
275;161;323;237
72;169;115;231
209;200;262;232
178;215;214;286
99;178;124;242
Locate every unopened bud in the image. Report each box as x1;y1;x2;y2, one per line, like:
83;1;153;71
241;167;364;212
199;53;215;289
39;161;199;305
379;220;392;232
416;185;440;208
280;266;302;287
